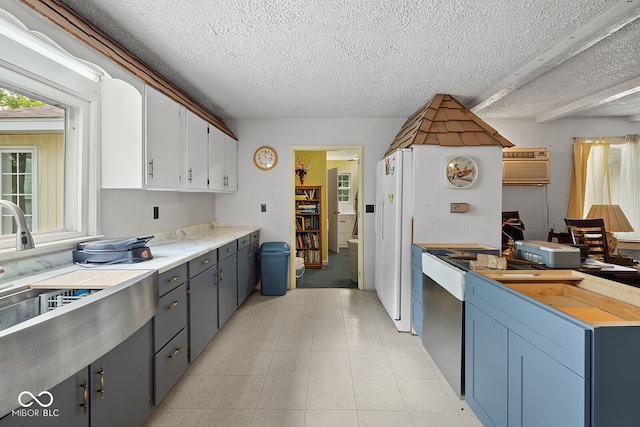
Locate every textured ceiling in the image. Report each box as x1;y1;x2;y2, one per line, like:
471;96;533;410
57;0;640;122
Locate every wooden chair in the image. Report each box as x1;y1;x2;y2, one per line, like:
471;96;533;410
547;228;572;244
564;218;610;263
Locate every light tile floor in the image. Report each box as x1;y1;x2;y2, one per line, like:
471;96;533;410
144;288;483;427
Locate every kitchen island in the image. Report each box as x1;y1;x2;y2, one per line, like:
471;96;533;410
466;269;640;426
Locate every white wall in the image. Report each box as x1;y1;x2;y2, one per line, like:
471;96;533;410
215;118;405;290
412;145;503;249
486;117;640;241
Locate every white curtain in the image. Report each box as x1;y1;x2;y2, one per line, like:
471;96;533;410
617;134;640;240
583;139;611;212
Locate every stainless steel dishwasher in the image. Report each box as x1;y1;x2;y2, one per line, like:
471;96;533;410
421;252;467;398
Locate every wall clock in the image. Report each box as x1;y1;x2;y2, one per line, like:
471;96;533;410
254;146;278;170
444;156;478;188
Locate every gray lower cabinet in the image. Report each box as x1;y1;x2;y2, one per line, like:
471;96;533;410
218;241;238;328
154;264;189;405
0;322;152;427
188;251;218;362
91;321;153;427
249;231;260;292
238;231;259;306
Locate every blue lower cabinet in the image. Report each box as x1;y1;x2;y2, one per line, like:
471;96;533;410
507;332;587;427
465;271;640;427
410;245;425;338
465;302;508;427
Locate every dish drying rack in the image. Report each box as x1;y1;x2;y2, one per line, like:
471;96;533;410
40;289;85;312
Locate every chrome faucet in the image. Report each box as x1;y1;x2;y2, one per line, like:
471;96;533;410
0;200;35;251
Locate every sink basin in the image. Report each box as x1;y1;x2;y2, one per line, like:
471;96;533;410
0;288;47;332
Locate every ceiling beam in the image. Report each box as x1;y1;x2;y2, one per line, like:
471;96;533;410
536;76;640;123
469;0;640;114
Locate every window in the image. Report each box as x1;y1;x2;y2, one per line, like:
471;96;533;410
0;10;99;256
338;172;351;203
0;149;36;233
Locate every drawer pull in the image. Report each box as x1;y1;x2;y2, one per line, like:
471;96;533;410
169;347;182;358
167;275;181;284
202;259;209;265
80;377;88;414
167;300;181;310
227;247;233;253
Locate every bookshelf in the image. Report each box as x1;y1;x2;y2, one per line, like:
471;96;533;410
295;186;322;268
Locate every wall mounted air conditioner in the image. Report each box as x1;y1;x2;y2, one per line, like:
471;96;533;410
502;148;549;186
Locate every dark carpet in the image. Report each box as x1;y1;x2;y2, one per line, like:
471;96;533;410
296;249;356;288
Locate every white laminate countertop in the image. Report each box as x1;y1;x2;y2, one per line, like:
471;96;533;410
0;224;259;293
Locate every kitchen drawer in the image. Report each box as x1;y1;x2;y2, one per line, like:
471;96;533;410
238;233;251;249
154;283;187;352
411;244;425;266
158;263;187;297
251;231;260;242
154;328;188;404
466;273;590;377
219;241;237;261
189;250;217;278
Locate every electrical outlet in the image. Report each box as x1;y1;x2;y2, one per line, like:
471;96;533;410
450;203;470;213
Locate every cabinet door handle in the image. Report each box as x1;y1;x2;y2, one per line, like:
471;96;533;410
188;167;193;183
168;300;181;310
97;365;105;399
220;269;224;280
167;275;181;284
169;347;182;358
148;159;154;178
80;377;88;414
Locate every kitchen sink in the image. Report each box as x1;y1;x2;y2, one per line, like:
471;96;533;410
0;286;102;332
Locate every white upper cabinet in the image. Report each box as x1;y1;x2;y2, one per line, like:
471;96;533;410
184;111;209;191
101;81;235;192
208;127;238;193
101;79;144;189
144;85;184;190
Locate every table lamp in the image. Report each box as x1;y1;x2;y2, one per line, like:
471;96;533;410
585;204;634;255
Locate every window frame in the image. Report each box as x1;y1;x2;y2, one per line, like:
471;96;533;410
0;59;99;255
337;171;352;205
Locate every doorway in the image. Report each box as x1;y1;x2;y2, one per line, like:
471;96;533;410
290;146;363;289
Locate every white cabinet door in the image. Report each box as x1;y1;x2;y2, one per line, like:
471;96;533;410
101;79;143;189
184;111;209;190
207;127;237;193
224;135;238;192
144;85;183;189
208;127;226;191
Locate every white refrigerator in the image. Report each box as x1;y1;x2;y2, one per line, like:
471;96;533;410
375;149;413;332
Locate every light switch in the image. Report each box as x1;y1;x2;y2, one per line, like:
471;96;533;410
261;204;266;212
450;203;470;213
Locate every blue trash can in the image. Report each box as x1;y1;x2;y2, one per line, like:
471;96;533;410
259;242;290;296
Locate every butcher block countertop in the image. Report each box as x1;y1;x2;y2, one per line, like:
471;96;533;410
475;269;640;326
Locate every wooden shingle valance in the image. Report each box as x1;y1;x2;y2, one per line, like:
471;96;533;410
385;94;514;156
18;0;236;140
